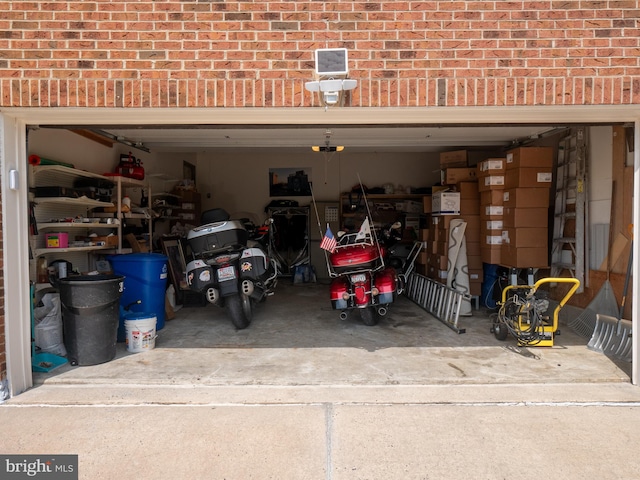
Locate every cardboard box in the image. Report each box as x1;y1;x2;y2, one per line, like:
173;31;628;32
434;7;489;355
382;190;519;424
503;188;550;208
503;207;548;228
460;198;480;215
466;241;481;256
481;246;502;264
480;189;504;206
482;233;503;245
478;175;505;192
423;196;432;213
457;181;479;198
89;235;119;247
505;146;554;170
469;280;482;296
403;214;422;230
501;227;548;248
417;252;428;265
428;221;439;242
468;269;483;282
442;168;477;185
428;266;448;281
433;214;480;231
173;189;200;202
477;158;507;175
500;245;549;268
432;191;460;215
484;220;503;232
504;168;553;189
429;253;448;270
481;205;504;218
467;254;482;270
439;149;468;168
464;214;480;231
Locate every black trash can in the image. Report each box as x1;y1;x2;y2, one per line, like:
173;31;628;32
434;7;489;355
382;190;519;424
58;275;124;366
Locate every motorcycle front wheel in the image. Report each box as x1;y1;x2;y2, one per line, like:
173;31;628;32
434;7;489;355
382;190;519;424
359;306;379;326
226;293;253;330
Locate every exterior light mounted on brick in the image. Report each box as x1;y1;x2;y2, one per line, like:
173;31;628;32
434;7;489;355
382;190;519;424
305;48;357;108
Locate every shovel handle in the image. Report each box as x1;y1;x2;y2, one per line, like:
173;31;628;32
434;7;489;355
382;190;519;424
619;239;633;320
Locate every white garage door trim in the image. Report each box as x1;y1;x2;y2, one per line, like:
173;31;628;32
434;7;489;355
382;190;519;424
1;105;639;396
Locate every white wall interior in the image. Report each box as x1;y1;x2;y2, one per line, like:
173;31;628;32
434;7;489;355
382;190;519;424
193;149;441;218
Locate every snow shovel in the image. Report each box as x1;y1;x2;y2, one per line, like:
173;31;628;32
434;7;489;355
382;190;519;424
569;190;621;338
587;234;633;362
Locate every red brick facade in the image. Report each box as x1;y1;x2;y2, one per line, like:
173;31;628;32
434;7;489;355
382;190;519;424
1;1;639;108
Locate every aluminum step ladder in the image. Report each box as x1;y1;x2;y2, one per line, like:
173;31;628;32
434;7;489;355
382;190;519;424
550;127;587;293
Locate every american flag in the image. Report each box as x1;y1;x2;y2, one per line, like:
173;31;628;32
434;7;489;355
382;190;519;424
320;226;337;253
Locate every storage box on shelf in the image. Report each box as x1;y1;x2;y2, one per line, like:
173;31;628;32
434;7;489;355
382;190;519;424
170;189;201;228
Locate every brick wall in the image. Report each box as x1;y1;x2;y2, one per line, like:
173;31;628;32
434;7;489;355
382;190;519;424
0;1;639;108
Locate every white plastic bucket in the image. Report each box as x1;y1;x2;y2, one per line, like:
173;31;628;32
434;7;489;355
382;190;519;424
124;314;157;353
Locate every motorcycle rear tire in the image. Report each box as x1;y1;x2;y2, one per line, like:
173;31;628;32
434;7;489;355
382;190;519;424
360;307;379;326
226;293;252;330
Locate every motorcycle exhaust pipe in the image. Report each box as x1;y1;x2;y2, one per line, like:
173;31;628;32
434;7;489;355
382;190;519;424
339;311;348;320
241;280;254;296
205;287;219;304
377;306;387;317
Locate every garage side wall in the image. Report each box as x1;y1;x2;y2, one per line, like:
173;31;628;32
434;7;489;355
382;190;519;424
1;2;639;108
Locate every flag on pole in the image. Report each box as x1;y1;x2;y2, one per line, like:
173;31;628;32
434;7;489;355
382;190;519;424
320;226;337;253
355;217;371;241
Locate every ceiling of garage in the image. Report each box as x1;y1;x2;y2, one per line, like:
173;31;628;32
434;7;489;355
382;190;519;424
74;124;571;153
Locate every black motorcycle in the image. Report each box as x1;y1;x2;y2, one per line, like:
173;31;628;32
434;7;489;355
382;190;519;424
185;209;278;329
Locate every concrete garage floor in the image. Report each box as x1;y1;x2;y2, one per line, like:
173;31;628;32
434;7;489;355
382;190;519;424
33;281;631;388
11;282;640;480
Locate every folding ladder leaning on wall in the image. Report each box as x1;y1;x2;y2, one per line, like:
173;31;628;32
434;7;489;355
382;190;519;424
550;127;587;293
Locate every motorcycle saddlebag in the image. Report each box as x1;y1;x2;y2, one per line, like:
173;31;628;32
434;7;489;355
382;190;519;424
188;220;248;256
330;244;381;273
186;259;213;291
330;277;349;310
239;247;269;279
374;267;397;305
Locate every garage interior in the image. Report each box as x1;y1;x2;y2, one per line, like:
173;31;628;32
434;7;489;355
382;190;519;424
25;120;634;388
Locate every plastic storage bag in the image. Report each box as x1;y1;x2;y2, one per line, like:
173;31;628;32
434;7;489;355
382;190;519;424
34;293;67;357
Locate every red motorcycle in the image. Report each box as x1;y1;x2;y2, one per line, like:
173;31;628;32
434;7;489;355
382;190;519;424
326;219;416;326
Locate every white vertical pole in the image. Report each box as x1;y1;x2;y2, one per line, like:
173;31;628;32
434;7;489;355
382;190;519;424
1;113;32;397
633;119;640;385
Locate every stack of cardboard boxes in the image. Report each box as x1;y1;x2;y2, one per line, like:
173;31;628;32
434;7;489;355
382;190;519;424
417;146;553;295
500;147;553;267
418;150;482;296
477;158;507;265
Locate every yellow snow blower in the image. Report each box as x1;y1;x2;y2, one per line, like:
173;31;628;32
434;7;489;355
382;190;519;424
491;277;581;347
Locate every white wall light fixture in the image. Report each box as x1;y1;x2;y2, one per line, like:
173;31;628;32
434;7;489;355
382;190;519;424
305;48;357;108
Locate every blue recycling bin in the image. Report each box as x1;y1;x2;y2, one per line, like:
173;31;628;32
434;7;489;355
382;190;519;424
107;253;169;340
